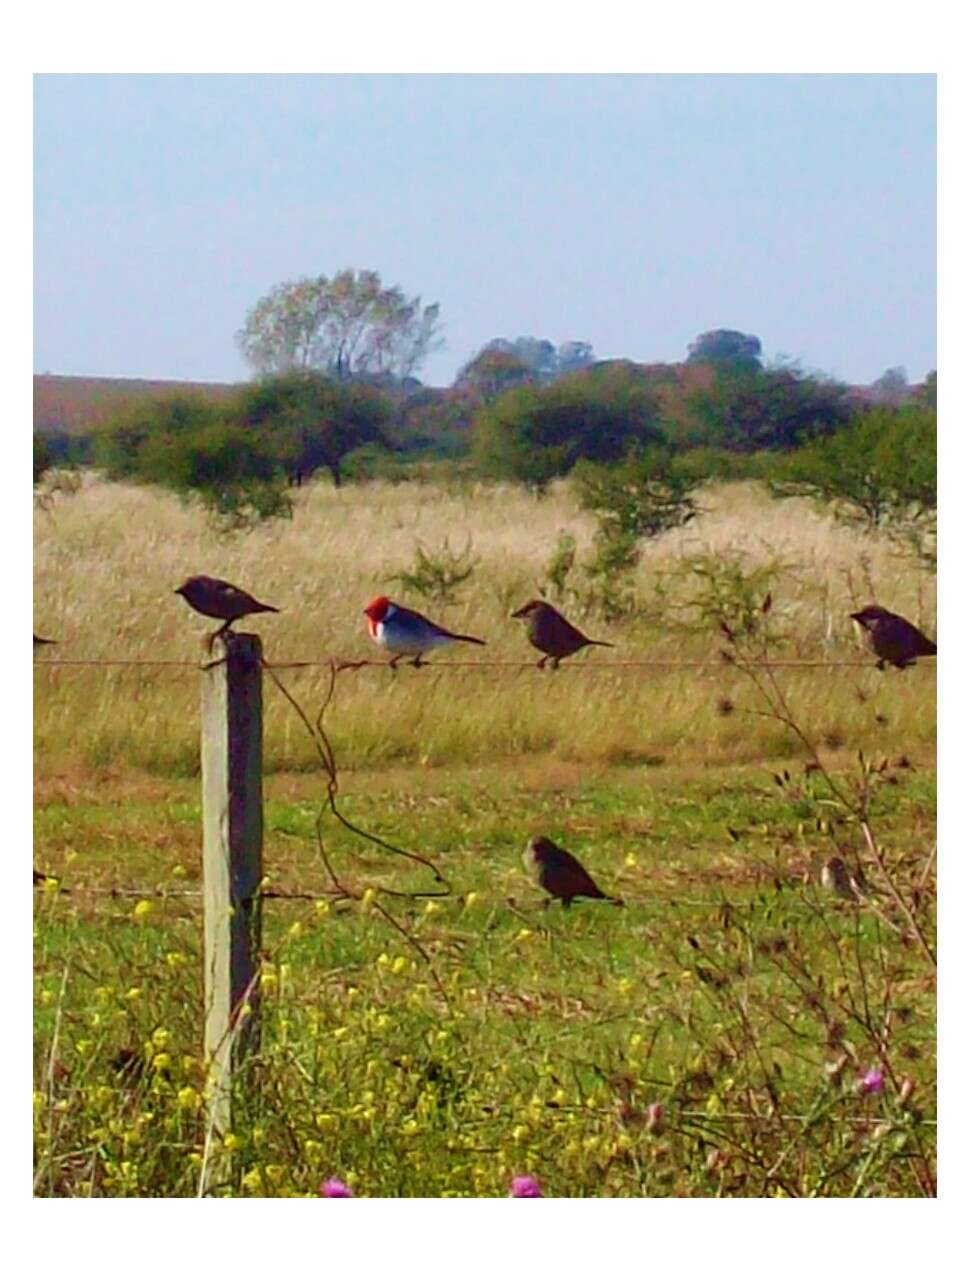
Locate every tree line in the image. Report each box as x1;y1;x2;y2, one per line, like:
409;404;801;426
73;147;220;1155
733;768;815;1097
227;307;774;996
34;265;936;554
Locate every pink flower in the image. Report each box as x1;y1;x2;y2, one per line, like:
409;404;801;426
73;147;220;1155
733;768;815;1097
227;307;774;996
510;1174;543;1198
321;1177;354;1197
859;1067;885;1095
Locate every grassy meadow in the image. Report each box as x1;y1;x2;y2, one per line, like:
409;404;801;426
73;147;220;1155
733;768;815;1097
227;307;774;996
34;474;937;1196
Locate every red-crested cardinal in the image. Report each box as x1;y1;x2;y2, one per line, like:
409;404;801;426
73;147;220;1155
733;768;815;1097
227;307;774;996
362;596;486;667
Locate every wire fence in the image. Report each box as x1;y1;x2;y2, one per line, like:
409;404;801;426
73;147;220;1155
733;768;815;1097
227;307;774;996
33;655;916;670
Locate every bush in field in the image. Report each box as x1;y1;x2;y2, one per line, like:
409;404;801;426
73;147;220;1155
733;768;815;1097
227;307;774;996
388;537;479;605
34;433;53;485
770;405;936;567
472;365;665;492
94;395;291;528
569;449;700;620
92;375;394;526
685;365;852;452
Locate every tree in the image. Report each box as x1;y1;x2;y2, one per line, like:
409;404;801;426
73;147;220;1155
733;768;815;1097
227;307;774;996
686;329;763;371
916;370;936;409
455;346;536;401
557;341;595;375
456;336;595;393
232;371;392;487
236;268;443;382
472;365;665;491
770;405;936;566
685;366;851;452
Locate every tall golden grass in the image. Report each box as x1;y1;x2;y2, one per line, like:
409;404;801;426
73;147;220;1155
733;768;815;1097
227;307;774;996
34;474;936;775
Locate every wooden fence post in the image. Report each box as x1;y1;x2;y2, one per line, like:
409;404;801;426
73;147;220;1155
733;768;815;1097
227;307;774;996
200;632;264;1190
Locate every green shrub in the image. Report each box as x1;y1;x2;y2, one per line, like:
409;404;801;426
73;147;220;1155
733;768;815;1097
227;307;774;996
770;405;936;566
472;366;665;491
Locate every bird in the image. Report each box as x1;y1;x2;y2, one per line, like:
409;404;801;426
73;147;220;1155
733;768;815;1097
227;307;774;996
33;634;56;648
511;600;613;668
820;856;870;901
850;604;936;671
362;596;486;667
522;835;624;909
820;856;856;900
174;575;279;641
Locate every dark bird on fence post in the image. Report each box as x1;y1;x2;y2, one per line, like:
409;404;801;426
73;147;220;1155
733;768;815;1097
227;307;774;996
511;600;614;668
33;634;56;648
523;835;624;908
174;575;279;642
850;604;936;670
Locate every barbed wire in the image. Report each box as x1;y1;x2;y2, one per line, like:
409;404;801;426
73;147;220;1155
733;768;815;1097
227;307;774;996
33;655;923;670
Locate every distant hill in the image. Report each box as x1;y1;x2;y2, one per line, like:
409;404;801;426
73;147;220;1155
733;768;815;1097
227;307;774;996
34;374;241;435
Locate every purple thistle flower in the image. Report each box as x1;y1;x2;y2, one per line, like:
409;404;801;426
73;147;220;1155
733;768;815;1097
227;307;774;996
321;1177;354;1198
859;1067;885;1095
510;1174;544;1198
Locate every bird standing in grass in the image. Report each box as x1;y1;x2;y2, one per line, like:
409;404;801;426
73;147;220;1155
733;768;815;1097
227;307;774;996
850;604;936;670
523;835;624;908
820;856;856;900
363;596;486;667
174;575;279;641
821;855;870;901
511;600;613;668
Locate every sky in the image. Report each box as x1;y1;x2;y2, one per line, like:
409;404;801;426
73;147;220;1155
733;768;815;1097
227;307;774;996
33;73;937;389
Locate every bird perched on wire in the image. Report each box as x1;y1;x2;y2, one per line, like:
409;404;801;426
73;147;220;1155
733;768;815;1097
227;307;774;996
174;575;279;641
33;634;56;648
511;600;613;668
850;604;936;670
523;835;624;909
362;596;486;667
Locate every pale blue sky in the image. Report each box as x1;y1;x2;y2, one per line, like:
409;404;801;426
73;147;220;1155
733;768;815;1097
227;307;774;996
34;73;936;387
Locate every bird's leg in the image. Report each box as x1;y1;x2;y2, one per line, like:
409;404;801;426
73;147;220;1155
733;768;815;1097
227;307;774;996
411;653;429;668
207;620;232;655
536;656;547;670
389;654;402;670
551;656;561;671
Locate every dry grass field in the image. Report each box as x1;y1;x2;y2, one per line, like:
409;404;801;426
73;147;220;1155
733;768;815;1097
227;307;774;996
34;473;936;777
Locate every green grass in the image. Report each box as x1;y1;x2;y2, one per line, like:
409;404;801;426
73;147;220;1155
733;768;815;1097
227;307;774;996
34;758;936;1197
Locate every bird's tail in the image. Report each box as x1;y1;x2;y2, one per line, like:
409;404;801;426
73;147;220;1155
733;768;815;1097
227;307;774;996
588;639;615;649
450;633;486;646
256;604;280;614
605;895;626;907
